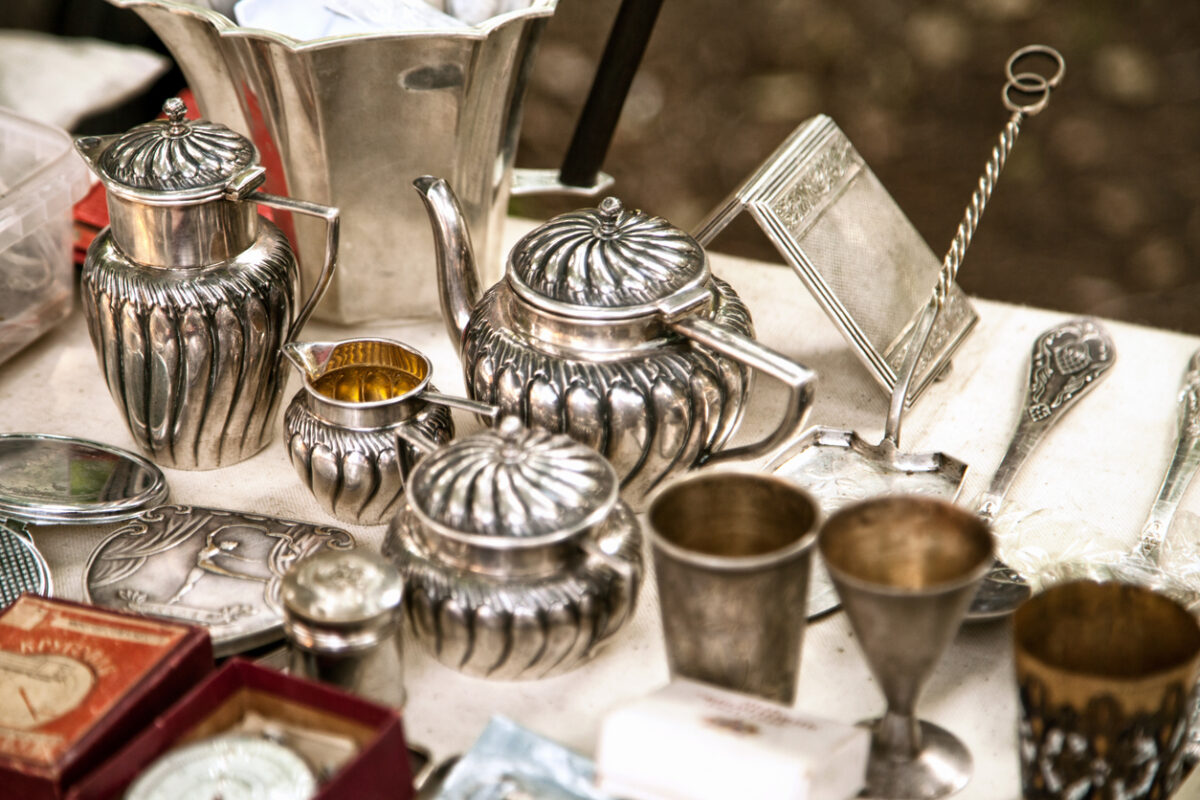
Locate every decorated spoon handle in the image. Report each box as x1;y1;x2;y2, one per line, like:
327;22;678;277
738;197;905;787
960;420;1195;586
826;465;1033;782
1138;350;1200;562
975;318;1116;522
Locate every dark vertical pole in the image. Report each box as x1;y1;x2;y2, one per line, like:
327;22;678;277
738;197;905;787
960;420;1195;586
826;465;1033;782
559;0;665;188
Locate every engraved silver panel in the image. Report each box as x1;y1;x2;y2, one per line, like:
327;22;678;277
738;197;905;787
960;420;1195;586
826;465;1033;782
694;114;980;403
84;505;355;656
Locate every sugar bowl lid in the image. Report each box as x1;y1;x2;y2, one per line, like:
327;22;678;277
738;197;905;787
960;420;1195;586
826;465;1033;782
76;97;259;203
408;417;619;542
506;197;711;320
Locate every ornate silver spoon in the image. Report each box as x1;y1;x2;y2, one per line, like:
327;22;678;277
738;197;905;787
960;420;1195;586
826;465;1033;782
967;317;1116;621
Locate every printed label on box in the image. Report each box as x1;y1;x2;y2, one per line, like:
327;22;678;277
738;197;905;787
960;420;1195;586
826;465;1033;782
0;597;187;766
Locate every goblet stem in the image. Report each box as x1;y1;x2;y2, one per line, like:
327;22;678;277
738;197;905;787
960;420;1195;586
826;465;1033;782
876;709;923;761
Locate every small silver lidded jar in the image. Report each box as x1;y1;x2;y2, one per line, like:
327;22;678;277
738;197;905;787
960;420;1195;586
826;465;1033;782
75;98;338;469
383;417;643;680
282;547;406;709
283;338;496;525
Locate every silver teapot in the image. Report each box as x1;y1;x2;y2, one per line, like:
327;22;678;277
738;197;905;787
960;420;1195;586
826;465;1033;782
382;417;642;680
415;177;817;502
75;98;338;469
283;337;498;525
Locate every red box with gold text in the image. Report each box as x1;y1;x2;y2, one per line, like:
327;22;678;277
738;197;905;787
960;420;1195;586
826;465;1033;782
0;595;212;799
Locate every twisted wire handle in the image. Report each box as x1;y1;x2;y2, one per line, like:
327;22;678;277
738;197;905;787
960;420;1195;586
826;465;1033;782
932;44;1064;311
934;111;1022;310
884;45;1063;444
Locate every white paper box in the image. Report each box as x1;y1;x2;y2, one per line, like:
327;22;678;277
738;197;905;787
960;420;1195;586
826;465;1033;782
596;681;869;800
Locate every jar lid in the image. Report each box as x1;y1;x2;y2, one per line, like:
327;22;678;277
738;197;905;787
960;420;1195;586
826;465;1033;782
0;433;168;526
282;548;403;626
92;98;258;201
506;197;710;320
408;417;619;541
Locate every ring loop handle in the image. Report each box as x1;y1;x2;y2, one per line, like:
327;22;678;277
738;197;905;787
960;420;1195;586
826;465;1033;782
1002;45;1065;117
1005;44;1065;90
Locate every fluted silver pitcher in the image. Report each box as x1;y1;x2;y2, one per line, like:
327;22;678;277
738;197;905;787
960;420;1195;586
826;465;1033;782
76;99;337;470
107;0;615;324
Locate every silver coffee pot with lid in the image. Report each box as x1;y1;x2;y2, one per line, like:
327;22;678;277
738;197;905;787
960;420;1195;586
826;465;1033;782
75;98;338;470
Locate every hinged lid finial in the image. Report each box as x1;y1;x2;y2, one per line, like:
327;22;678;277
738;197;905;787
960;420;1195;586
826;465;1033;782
162;97;189;136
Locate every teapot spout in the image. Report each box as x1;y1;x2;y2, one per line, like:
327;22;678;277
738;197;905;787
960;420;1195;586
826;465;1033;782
282;341;337;382
414;176;480;353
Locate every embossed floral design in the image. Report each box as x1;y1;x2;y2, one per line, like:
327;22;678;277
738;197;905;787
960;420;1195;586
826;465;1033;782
1019;675;1193;799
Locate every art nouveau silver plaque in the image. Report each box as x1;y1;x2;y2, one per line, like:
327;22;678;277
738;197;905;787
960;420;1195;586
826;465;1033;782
84;505;355;656
693;114;979;402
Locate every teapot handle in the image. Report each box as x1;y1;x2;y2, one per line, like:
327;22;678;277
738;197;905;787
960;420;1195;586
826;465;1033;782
395;426;443;488
671;317;816;465
252;192;339;343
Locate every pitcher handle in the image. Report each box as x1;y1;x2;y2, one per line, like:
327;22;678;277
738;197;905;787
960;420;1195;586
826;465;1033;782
253;192;339;342
671;317;817;465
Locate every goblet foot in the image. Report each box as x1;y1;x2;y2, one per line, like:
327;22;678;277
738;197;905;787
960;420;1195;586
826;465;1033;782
860;718;972;800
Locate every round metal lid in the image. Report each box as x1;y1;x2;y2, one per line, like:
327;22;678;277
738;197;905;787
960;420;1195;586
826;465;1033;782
0;433;168;526
506;197;709;319
95;97;257;200
282;548;403;626
408;417;619;541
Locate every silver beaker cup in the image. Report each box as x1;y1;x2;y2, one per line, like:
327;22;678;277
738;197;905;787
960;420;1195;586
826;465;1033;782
647;470;818;705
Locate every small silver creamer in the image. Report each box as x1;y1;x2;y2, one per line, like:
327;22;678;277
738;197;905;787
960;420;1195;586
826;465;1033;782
75;98;338;470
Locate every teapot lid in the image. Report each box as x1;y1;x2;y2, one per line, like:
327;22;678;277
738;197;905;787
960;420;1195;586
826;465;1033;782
87;98;259;202
506;197;710;320
408;417;619;541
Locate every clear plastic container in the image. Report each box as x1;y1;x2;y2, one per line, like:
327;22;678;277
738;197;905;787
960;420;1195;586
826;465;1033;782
0;108;91;365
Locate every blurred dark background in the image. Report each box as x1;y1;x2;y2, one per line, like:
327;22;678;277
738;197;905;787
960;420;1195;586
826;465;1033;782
4;0;1199;332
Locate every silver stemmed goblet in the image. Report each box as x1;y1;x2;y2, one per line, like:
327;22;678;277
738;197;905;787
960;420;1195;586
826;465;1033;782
819;496;993;800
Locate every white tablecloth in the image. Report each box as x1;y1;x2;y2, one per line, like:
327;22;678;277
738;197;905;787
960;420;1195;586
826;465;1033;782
7;219;1200;799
